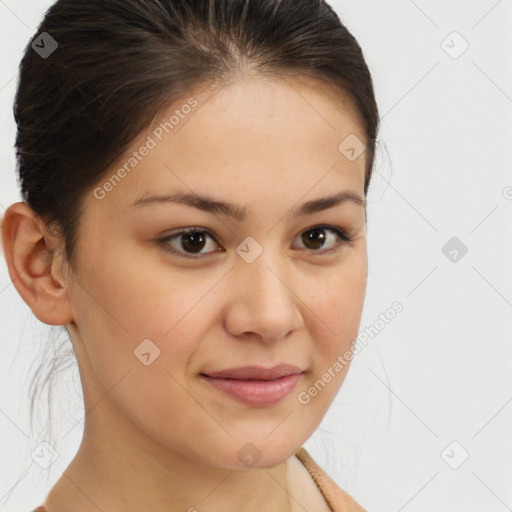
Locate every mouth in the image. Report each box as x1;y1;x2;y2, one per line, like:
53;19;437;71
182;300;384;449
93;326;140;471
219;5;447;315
199;364;304;406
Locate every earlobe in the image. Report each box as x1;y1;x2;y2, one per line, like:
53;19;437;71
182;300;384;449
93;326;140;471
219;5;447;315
1;202;74;326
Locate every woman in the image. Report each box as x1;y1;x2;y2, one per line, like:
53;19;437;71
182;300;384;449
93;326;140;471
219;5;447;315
1;0;379;510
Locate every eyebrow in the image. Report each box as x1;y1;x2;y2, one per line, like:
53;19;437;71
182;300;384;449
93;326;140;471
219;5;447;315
130;190;365;221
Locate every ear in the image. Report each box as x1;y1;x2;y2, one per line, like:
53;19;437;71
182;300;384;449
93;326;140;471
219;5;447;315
1;202;74;325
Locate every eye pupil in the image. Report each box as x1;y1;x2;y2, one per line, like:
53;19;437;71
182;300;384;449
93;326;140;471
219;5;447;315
182;232;206;253
303;228;326;250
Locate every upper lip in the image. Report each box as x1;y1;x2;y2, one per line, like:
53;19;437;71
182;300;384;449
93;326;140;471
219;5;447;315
201;364;303;380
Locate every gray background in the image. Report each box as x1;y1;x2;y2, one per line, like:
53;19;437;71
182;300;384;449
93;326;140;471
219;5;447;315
1;1;511;510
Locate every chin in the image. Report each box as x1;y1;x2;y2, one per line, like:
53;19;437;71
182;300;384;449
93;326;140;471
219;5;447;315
204;437;306;471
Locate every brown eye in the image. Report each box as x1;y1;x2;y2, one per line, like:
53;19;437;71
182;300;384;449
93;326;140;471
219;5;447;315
179;231;209;253
295;226;352;253
160;228;221;258
301;228;327;250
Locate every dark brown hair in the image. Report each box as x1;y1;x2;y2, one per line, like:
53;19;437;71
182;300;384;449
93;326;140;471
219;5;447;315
14;0;379;443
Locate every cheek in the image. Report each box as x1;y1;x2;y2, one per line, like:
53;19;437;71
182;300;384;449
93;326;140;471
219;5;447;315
74;237;217;341
310;253;367;348
69;255;210;448
69;246;211;393
300;253;367;407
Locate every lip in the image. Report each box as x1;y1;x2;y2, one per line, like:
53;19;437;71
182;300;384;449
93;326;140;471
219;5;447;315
202;364;303;380
200;364;304;406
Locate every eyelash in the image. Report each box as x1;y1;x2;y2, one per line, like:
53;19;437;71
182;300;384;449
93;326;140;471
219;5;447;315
156;225;354;260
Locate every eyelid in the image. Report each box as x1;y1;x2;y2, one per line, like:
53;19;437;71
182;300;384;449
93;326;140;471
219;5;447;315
157;224;354;259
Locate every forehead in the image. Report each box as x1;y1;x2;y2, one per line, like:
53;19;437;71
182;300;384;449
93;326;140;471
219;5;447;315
182;74;365;146
88;75;366;218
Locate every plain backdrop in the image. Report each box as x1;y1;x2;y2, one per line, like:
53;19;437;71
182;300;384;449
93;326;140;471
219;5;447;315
1;1;511;511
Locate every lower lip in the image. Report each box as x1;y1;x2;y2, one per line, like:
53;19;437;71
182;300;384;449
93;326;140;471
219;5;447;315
200;373;303;406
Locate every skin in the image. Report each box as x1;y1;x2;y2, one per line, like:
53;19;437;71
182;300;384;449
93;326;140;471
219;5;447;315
2;74;368;512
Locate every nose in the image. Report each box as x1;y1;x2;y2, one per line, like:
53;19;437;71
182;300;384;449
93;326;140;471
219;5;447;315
223;247;304;343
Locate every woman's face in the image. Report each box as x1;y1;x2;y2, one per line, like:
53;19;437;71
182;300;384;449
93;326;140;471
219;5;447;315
65;76;368;469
